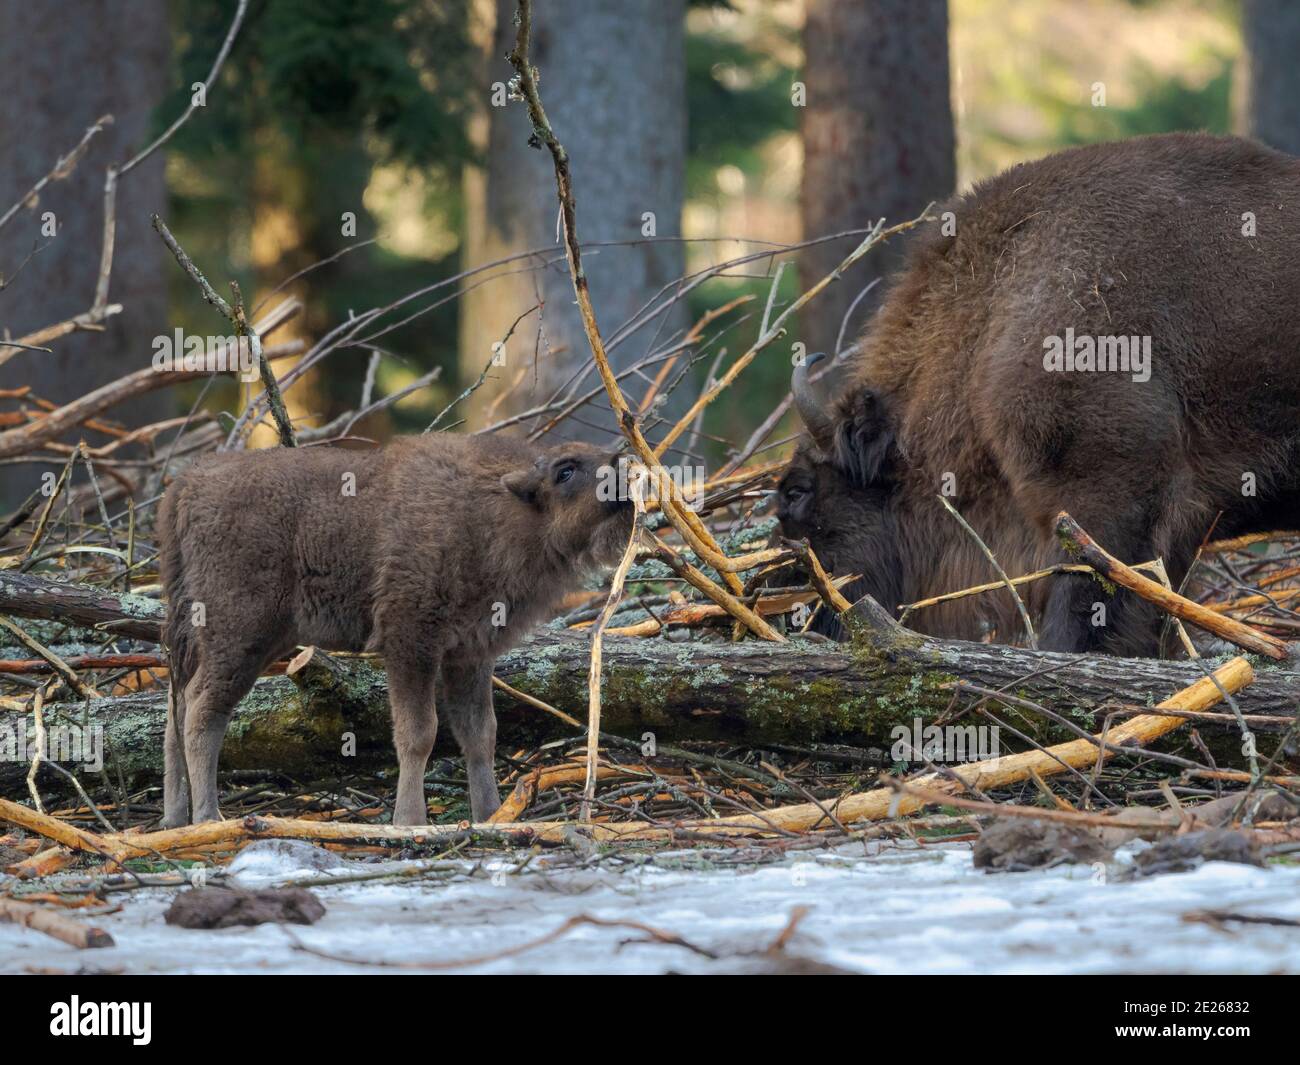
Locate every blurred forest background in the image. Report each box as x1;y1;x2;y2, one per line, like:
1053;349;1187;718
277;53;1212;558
1;0;1298;507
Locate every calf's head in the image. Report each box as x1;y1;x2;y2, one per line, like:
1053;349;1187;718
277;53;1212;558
775;354;905;613
501;443;635;568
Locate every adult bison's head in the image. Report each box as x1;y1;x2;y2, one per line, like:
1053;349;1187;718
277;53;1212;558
774;353;905;630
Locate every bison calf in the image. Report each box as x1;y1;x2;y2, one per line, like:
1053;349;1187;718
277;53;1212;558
158;435;632;827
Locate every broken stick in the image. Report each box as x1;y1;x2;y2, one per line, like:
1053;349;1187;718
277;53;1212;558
0;897;115;949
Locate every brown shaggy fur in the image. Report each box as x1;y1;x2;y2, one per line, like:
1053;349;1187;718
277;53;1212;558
779;133;1300;655
158;434;632;826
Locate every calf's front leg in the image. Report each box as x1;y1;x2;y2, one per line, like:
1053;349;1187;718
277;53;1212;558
440;659;501;821
386;653;440;826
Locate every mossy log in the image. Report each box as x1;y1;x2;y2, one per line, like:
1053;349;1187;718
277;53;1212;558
1;590;1296;795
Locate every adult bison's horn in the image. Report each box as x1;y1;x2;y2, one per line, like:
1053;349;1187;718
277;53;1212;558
792;351;834;447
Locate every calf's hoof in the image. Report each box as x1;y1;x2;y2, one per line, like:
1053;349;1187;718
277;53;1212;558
392;803;429;827
471;792;502;823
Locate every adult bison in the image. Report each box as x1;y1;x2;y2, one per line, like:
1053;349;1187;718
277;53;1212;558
777;133;1300;657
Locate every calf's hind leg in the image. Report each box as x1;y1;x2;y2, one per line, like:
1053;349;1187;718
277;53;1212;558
182;632;296;824
183;656;271;823
162;677;190;828
440;660;501;821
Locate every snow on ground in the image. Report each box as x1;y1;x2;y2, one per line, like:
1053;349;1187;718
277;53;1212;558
4;839;1299;974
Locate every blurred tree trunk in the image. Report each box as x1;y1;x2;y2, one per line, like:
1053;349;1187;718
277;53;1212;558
799;0;954;361
460;0;688;443
1238;0;1300;156
0;0;171;507
245;128;374;448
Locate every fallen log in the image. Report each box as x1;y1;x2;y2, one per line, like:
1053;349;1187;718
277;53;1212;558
5;845;77;878
0;571;163;642
0;659;1257;856
1;592;1297;794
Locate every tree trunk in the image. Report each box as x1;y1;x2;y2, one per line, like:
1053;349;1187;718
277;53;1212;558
1238;0;1300;156
799;0;955;360
459;0;688;440
0;0;172;508
3;591;1294;795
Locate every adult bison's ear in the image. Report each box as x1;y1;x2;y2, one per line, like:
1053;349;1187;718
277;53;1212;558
833;389;896;487
501;466;543;506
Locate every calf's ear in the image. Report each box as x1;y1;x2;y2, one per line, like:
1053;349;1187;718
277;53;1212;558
501;468;543;506
833;389;897;487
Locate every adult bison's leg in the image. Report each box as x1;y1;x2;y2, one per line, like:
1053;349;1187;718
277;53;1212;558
1040;566;1161;656
1039;501;1168;656
1041;494;1207;658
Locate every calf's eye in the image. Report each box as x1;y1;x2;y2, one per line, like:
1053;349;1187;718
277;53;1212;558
555;466;575;485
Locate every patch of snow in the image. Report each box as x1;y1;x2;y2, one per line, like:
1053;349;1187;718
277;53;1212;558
226;840;347;883
3;841;1298;974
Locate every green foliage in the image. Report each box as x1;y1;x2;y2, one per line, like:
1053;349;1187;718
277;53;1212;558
163;0;475;166
158;0;478;422
971;41;1235;164
685;26;796;196
1052;63;1233;144
258;0;474;166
